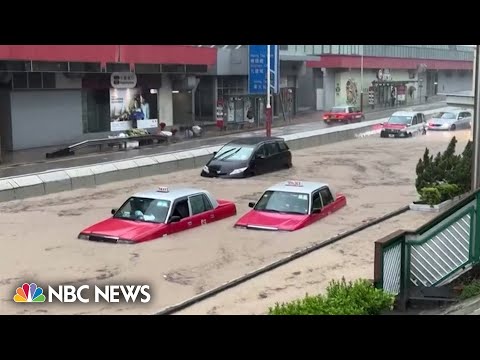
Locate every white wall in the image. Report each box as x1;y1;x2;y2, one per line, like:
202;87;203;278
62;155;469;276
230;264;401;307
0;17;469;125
438;70;473;93
158;74;173;127
333;69;420;106
11;90;83;150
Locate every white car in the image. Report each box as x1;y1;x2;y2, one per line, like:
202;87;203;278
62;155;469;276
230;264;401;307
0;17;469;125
428;109;472;131
380;111;427;138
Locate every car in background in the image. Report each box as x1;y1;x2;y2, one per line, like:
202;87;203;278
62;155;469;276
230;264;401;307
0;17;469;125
380;111;427;138
428;109;472;131
78;187;237;244
201;137;292;178
234;180;347;232
323;105;365;124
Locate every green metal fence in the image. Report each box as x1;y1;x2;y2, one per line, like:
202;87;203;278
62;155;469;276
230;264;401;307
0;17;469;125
374;191;480;301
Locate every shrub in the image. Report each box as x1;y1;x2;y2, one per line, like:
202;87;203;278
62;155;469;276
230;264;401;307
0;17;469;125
415;137;472;204
460;279;480;300
419;187;442;206
268;278;395;315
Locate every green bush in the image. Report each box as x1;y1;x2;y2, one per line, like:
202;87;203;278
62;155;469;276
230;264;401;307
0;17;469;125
415;137;472;204
460;279;480;300
268;278;395;315
436;183;461;201
420;187;442;206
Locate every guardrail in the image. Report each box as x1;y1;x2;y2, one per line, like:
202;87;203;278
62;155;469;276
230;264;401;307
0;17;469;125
374;190;480;309
0;106;452;203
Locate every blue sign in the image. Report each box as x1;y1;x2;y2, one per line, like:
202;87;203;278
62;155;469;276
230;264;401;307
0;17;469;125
248;45;279;95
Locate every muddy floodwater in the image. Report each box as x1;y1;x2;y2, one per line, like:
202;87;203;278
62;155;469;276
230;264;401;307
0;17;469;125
0;129;469;314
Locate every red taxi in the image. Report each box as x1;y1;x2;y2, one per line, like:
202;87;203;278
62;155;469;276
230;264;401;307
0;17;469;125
78;187;237;244
234;180;347;232
323;105;365;124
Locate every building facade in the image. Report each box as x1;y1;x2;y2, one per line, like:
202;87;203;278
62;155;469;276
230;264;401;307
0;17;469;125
0;45;474;151
285;45;475;111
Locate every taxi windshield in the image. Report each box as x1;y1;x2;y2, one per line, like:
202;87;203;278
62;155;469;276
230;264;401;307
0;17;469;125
114;197;171;223
254;191;309;215
388;115;412;124
213;144;255;161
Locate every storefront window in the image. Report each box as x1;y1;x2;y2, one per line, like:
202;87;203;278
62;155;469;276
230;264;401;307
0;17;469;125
82;89;110;133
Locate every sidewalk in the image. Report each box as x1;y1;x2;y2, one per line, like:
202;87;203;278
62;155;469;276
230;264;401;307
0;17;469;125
0;100;447;179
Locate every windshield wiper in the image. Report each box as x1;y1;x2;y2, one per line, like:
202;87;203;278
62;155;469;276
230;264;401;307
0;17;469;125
214;148;237;160
219;148;242;161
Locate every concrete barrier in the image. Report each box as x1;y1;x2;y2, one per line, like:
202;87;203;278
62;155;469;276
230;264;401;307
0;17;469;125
0;107;451;202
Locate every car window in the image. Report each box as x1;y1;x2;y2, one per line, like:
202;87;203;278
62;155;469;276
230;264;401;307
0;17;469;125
320;187;334;206
189;194;213;215
312;191;322;210
265;143;279;156
171;198;190;220
213;144;255;162
255;145;266;157
412;116;418;125
277;141;289;151
255;190;309;215
464;112;472;118
114;197;171;223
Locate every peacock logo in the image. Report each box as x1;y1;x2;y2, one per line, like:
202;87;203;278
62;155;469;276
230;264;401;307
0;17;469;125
13;283;46;303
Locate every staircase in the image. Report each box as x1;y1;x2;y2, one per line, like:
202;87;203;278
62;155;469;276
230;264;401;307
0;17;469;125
374;190;480;308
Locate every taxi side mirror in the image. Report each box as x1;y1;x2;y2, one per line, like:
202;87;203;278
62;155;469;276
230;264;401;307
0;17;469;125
213;151;217;156
111;208;117;215
248;202;255;208
169;215;181;223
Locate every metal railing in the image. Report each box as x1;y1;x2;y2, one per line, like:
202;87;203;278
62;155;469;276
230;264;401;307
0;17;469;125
374;190;480;307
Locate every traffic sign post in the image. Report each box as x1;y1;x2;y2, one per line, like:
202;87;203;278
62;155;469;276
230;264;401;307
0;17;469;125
248;45;279;137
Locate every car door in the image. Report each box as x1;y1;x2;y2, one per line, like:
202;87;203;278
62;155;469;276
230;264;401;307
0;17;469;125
319;186;337;214
308;189;325;226
277;140;292;167
251;144;268;175
188;193;215;227
464;112;473;127
459;112;471;127
351;106;362;122
264;142;283;173
167;197;192;234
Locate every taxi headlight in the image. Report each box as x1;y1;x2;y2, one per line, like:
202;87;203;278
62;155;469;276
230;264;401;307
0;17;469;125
230;167;247;175
203;166;209;173
78;233;89;240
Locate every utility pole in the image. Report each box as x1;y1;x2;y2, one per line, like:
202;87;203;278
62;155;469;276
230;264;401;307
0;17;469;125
472;44;480;191
266;45;272;137
360;45;364;112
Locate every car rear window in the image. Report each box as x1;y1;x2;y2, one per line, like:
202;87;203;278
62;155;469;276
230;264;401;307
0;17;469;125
331;107;346;113
277;141;289;151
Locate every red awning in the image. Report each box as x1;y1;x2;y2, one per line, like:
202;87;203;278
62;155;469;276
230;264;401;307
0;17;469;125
0;45;217;66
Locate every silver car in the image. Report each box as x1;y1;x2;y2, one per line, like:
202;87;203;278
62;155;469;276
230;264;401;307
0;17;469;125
427;109;472;131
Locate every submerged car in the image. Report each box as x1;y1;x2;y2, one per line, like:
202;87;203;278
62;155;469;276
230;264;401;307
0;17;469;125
380;111;427;138
428;109;472;131
78;187;237;244
234;180;347;232
201;137;292;178
323;105;365;124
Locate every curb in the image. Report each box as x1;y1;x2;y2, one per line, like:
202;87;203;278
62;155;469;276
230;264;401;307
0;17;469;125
154;205;410;315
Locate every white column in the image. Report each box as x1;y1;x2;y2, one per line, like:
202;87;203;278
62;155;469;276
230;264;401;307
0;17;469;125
158;74;173;127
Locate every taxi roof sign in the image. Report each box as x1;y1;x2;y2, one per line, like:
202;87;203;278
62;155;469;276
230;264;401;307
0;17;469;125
285;180;303;187
157;186;169;192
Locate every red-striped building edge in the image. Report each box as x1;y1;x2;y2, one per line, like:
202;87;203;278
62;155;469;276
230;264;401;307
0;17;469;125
307;55;473;71
0;45;217;66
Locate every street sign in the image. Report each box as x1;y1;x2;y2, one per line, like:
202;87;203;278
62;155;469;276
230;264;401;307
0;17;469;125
248;45;279;94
